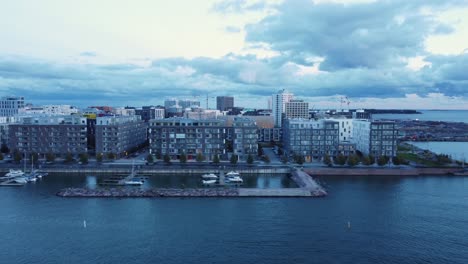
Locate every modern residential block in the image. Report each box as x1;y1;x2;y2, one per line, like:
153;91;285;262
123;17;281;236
149;118;227;160
283;119;340;161
0;96;25;116
352;120;397;157
216;96;234;111
95;115;147;157
8;116;88;156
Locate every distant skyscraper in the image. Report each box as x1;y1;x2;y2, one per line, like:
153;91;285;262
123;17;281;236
272;90;293;127
216;96;234;111
0;96;25;116
285;99;309;119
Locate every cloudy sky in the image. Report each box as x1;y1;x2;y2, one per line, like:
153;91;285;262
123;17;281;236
1;0;467;109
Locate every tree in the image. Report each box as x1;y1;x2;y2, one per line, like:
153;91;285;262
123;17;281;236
146;154;154;164
163;154;171;164
196;153;205;162
107;152;116;160
46;153;56;163
179;152;187;163
30;153;39;164
13;150;22;164
0;143;9;154
392;156;401;165
230;154;238;165
295;154;305;165
96;153;103;163
257;144;263;156
361;155;372;166
262;155;270;164
323;154;332;166
281;155;288;164
347;154;360;167
64;152;74;163
212;154;220;164
377;155;389;166
334;154;347;165
155;151;162;160
246;154;254;165
79;153;88;164
0;153;3;160
368;155;375;165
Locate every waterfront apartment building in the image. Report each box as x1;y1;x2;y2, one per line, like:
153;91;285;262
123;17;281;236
327;118;354;142
216;96;234;111
0;116;16;148
285;100;309;120
149;118;227;160
352;120;397;157
0;96;25;116
8;116;87;156
283;119;340;161
229;118;258;157
258;128;282;142
95;115;147;157
272;90;293;128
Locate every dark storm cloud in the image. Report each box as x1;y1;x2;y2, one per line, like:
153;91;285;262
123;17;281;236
245;0;465;71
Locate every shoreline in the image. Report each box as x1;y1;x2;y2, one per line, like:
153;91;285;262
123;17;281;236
1;163;465;177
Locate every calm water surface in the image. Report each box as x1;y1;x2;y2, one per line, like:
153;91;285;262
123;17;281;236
408;141;468;161
1;175;467;264
373;110;468;123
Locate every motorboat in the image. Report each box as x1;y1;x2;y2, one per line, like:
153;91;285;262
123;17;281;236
27;176;37;182
13;177;28;184
226;176;243;183
124;180;143;185
201;173;218;179
226;171;240;177
4;169;25;178
202;179;217;185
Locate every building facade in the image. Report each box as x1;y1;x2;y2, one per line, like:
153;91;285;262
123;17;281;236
229;118;258;157
285;99;309;120
352;120;397;157
135;106;165;122
327;118;354;142
149;118;227;160
95;116;147;157
258;128;282;143
283;119;340;161
216;96;234;111
0;96;25;116
8;116;88;156
272;90;293;128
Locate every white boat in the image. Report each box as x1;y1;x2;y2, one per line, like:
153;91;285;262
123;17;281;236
226;176;243;183
202;179;217;185
27;176;37;182
124;180;143;185
4;169;25;178
13;177;28;184
226;171;240;177
201;173;218;179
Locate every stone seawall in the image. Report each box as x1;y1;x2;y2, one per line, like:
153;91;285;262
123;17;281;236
57;187;323;198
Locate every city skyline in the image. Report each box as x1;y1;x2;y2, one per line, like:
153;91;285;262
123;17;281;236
1;0;468;109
